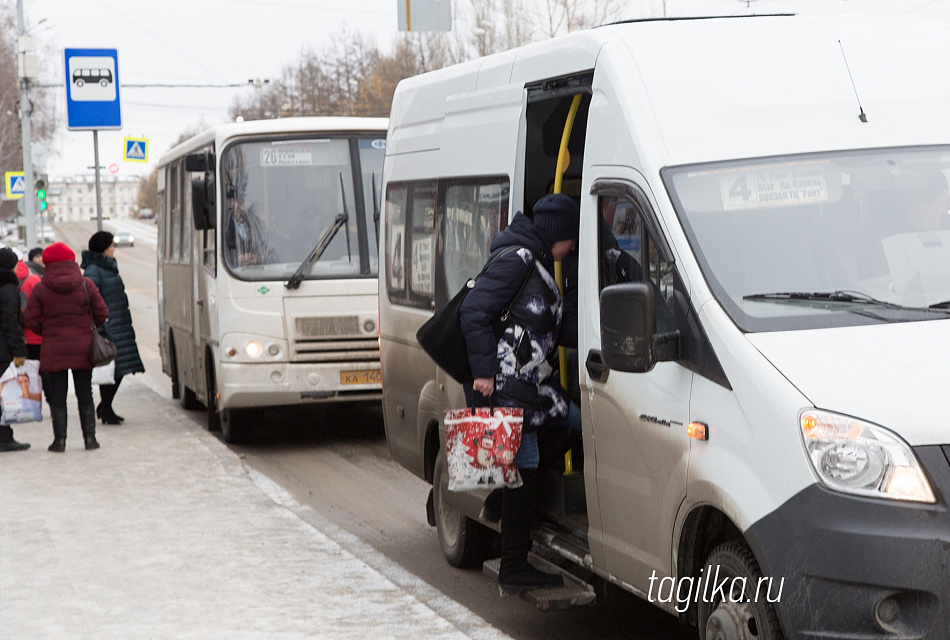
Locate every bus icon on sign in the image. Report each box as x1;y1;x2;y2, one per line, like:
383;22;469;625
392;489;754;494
73;68;113;88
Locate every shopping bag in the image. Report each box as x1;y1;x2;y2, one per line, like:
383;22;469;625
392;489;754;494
0;360;43;423
92;360;116;385
443;406;523;492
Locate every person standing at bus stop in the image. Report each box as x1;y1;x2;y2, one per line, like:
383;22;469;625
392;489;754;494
24;242;109;451
82;231;145;425
0;248;30;451
459;193;579;595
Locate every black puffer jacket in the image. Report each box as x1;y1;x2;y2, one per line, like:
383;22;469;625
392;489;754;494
460;211;568;432
80;250;145;378
0;269;26;372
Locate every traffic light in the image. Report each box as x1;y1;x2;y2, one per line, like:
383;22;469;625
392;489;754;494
34;178;47;211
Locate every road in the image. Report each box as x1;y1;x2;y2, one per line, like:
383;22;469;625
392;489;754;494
50;218;698;640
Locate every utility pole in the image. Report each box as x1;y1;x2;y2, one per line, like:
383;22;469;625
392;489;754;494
16;0;36;248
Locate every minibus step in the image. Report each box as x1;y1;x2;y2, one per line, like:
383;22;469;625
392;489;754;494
482;555;596;611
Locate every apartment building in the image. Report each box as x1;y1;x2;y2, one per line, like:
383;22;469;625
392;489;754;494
47;175;141;222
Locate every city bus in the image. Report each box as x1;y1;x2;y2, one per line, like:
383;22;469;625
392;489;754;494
157;117;388;442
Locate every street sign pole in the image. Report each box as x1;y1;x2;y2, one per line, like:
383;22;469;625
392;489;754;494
17;0;36;248
93;131;103;231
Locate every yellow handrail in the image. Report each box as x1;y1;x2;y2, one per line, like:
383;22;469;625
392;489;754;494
552;94;582;476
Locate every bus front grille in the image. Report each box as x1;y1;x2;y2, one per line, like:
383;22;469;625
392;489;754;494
291;338;380;363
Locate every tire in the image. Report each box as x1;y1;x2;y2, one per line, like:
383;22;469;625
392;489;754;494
99;79;108;87
75;79;84;87
205;361;221;432
220;407;257;444
432;454;494;568
698;540;786;640
178;374;200;410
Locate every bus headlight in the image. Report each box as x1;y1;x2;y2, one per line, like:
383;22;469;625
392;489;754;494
244;341;263;358
800;410;935;503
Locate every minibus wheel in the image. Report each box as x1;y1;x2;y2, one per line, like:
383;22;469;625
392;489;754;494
220;407;256;444
205;361;221;432
698;541;786;640
432;455;493;568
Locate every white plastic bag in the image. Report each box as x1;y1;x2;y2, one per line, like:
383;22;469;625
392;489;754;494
0;360;43;423
92;360;116;386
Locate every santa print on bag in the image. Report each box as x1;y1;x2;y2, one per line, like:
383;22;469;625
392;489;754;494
444;407;523;492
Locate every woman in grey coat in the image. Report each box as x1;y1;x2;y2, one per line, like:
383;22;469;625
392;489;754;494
81;231;145;424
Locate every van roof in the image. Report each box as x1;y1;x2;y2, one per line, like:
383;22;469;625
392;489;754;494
391;14;950;167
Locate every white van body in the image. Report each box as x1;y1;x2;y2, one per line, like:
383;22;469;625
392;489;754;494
380;15;950;639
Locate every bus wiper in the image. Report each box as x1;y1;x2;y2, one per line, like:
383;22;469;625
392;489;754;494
743;290;904;308
285;213;347;290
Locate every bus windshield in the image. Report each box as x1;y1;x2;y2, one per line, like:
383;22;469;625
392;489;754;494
664;148;950;332
220;135;385;281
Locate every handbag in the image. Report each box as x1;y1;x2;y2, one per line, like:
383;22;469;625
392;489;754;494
0;360;43;423
92;360;116;385
416;246;534;383
443;406;523;492
82;280;117;367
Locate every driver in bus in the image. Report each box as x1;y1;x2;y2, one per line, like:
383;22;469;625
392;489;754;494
224;189;270;267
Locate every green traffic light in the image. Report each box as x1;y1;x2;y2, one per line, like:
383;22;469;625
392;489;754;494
39;201;47;211
36;189;46;200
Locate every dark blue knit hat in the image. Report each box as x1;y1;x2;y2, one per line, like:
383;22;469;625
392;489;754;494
532;194;580;244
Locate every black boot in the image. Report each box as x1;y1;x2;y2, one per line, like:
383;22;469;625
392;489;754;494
479;489;503;523
0;425;29;451
497;469;563;595
96;404;123;425
80;404;99;450
48;405;67;452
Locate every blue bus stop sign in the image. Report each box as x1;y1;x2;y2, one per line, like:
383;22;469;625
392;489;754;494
64;48;122;130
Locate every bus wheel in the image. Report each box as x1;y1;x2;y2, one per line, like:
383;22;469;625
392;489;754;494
698;540;786;640
220;407;256;444
205;363;221;432
178;374;200;411
432;454;493;568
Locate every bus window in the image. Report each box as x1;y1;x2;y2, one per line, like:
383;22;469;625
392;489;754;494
169;164;181;262
181;160;192;264
357;138;386;266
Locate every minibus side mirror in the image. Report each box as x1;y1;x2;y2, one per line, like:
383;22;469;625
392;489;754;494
191;177;215;230
601;283;656;373
184;150;215;172
600;283;680;373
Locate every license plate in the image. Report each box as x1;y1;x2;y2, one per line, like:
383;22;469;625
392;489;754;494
340;369;381;385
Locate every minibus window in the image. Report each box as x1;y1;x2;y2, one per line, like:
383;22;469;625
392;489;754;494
385;184;409;299
409;182;437;302
442;179;508;297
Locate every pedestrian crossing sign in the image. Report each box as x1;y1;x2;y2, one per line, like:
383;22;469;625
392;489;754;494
4;172;25;199
123;137;148;163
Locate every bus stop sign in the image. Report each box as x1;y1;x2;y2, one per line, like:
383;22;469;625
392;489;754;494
64;48;122;130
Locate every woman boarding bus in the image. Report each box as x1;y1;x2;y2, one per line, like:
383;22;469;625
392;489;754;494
158;117;387;443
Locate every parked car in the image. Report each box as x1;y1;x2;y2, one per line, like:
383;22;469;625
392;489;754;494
114;231;134;247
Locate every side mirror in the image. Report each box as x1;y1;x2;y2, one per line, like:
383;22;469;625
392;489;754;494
601;282;681;374
185;150;215;172
191;176;215;230
601;283;656;373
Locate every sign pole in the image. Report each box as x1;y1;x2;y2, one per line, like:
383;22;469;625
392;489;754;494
93;130;103;231
16;0;36;248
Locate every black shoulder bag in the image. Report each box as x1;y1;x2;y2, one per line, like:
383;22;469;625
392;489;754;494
416;246;534;383
82;280;117;367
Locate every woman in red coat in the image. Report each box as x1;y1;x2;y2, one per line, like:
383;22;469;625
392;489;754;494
24;242;108;452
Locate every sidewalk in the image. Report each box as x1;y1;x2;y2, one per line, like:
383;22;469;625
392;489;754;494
0;376;511;640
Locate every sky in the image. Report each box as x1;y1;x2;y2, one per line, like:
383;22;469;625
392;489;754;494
19;0;950;181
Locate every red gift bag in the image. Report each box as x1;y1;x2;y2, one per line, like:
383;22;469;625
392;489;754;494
443;406;523;492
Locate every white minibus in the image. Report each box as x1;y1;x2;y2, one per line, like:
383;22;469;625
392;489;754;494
158;117;387;442
380;15;950;639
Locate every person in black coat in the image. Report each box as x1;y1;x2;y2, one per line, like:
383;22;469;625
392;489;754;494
81;231;146;424
0;248;29;451
459;193;579;595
